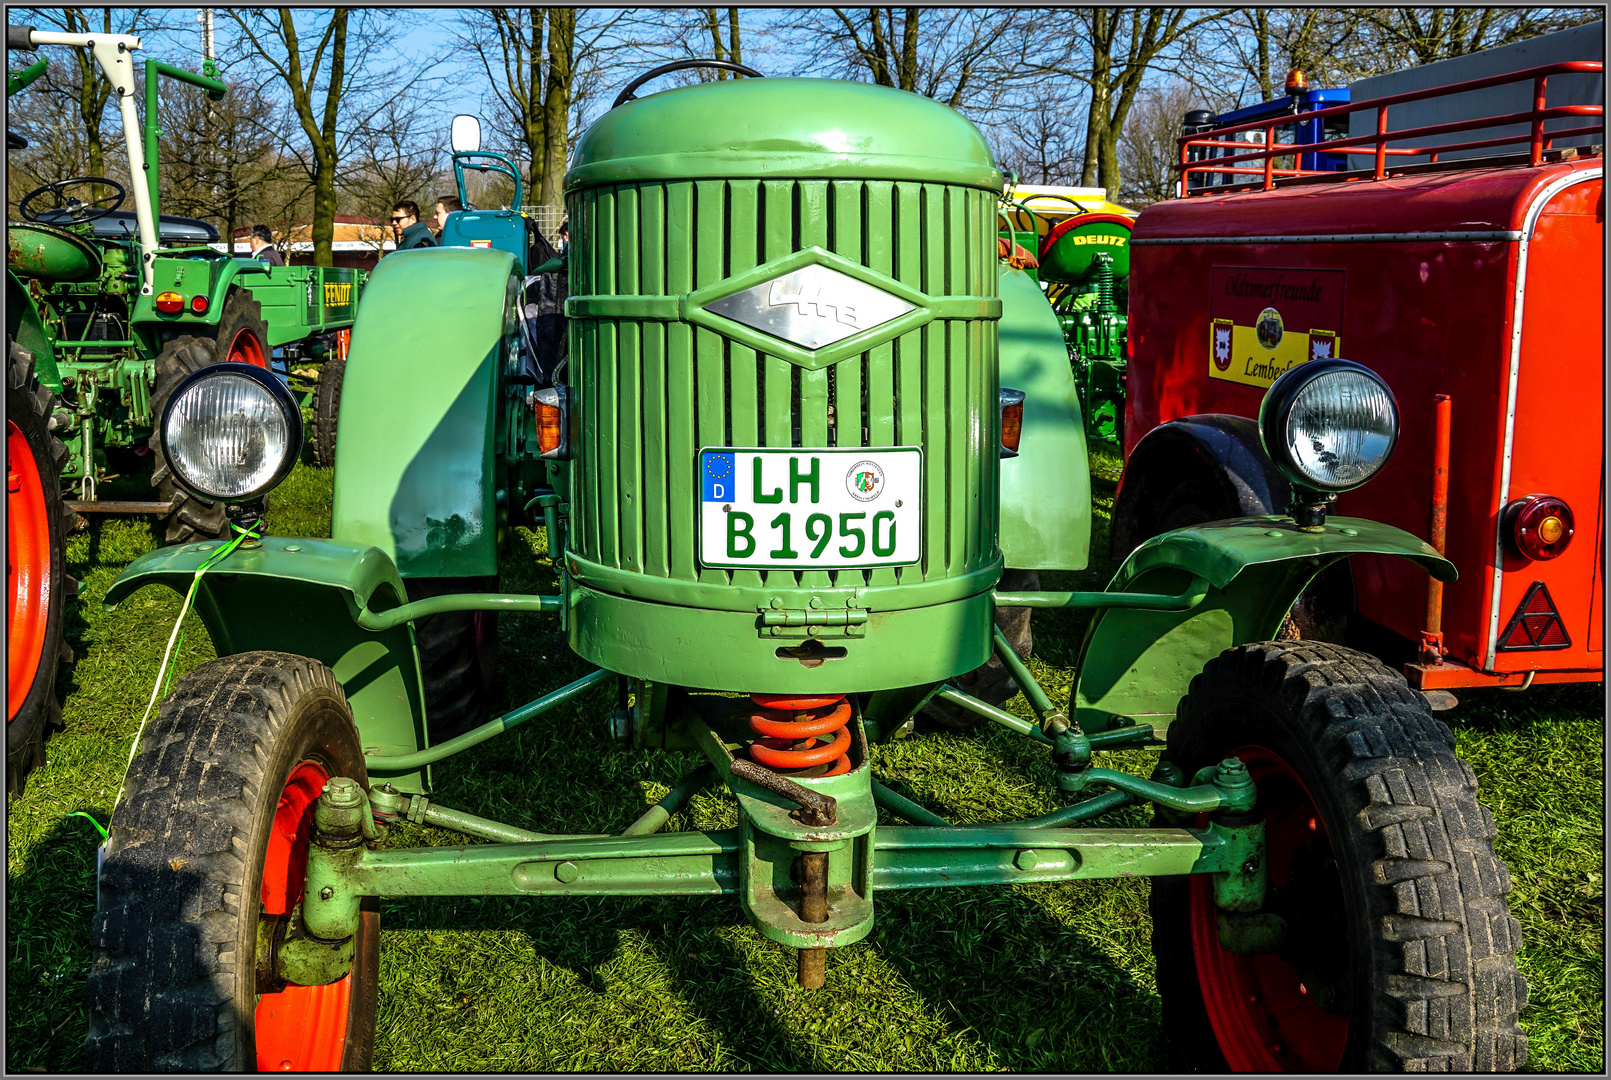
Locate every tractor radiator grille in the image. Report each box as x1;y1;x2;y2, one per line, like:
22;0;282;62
568;177;999;591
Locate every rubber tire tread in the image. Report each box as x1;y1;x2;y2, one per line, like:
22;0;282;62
213;288;269;366
921;568;1038;730
7;337;78;794
406;576;499;741
83;651;377;1071
309;352;345;468
1150;640;1527;1073
148;335;233;542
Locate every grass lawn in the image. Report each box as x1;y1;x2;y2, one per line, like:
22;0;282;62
6;447;1604;1071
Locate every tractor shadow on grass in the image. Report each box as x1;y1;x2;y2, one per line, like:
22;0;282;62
4;814;104;1072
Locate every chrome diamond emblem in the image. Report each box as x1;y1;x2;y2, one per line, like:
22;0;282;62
705;264;916;350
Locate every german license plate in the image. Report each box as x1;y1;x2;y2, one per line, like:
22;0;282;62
699;447;922;569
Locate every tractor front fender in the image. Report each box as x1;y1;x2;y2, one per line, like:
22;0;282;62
104;535;433;792
1071;517;1455;734
331;247;521;579
7;269;60;384
997;265;1090;571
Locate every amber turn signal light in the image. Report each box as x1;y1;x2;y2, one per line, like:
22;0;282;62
154;290;184;314
531;386;570;459
999;387;1025;458
1503;494;1574;561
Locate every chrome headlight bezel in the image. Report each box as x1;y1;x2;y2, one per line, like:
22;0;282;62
158;361;303;503
1258;358;1399;494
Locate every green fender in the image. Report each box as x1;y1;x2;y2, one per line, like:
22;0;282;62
1070;516;1456;733
6;269;60;385
331;247;520;578
103;536;434;793
997;265;1090;571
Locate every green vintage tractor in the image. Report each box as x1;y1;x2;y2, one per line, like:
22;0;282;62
84;66;1525;1072
5;25;361;792
998;193;1132;444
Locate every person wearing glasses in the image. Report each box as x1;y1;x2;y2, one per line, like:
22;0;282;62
390;200;436;252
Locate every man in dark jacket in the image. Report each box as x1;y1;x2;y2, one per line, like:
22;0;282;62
390;201;435;252
248;224;284;266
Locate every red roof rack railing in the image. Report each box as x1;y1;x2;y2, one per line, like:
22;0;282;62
1176;60;1604;197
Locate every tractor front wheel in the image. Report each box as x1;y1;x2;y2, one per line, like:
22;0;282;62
148;336;248;542
309;351;346;468
6;336;77;794
85;652;378;1071
1150;641;1527;1072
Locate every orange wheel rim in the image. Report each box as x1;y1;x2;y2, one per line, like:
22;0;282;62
1189;745;1350;1071
7;418;50;722
228;328;269;369
255;760;353;1071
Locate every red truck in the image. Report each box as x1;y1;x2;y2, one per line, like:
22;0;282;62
1113;54;1604;704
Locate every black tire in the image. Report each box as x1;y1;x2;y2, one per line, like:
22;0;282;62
921;568;1038;730
6;337;78;795
1150;641;1526;1072
212;287;270;368
309;352;346;468
85;651;379;1071
407;575;499;741
148;335;233;542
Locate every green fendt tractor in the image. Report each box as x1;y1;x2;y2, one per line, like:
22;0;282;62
5;25;361;791
84;64;1525;1073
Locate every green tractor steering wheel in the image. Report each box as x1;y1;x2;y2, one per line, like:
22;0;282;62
20;176;125;224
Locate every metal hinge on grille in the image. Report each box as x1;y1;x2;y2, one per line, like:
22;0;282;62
758;598;868;638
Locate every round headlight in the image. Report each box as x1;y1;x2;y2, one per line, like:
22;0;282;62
1258;358;1399;493
159;362;301;502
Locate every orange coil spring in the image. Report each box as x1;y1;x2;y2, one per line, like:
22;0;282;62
747;694;852;777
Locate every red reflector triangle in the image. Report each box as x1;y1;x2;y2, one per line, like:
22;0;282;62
1502;619;1535;649
1497;581;1571;651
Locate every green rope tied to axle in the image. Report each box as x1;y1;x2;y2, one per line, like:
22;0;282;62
66;812;108;844
120;517;263;787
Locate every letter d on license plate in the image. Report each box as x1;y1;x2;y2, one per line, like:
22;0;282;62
699;447;922;570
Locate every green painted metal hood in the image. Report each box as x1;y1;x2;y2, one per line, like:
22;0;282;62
567;78;1001;191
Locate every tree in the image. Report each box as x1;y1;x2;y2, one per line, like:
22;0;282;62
1025;7;1221;193
795;8;1029;110
13;7;175;202
157;77;293;249
992;86;1089;187
1212;9;1371;102
6;68;105;218
227;9;426;266
457;8;629;214
341;96;447;225
1359;7;1602;68
704;8;744;72
1116;80;1202;207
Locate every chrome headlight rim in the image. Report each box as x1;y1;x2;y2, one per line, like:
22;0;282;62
158;361;303;503
1258;357;1399;494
